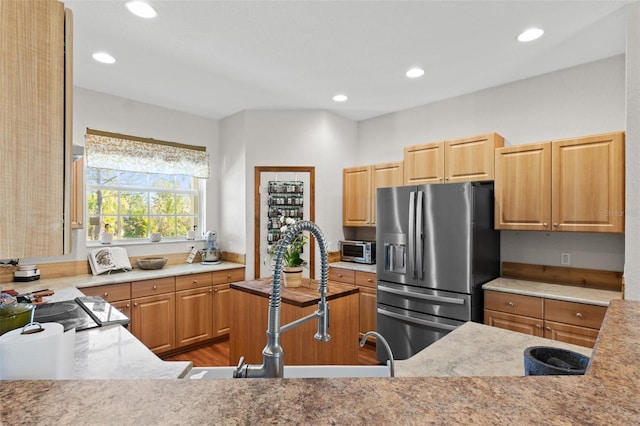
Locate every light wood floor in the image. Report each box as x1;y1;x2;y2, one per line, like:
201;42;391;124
164;338;379;367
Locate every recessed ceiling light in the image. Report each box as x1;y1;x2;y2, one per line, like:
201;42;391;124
125;1;157;19
333;94;348;102
406;67;425;78
92;52;116;64
517;28;544;42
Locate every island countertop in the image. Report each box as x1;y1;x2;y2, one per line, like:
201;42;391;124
230;278;358;307
2;299;639;424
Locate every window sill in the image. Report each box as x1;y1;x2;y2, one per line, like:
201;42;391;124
86;239;204;249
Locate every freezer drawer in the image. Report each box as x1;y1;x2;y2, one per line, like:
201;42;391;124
377;281;472;322
376;304;465;361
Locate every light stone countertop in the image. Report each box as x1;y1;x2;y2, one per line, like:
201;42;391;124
328;261;376;273
6;261;245;296
73;324;191;379
395;321;592;377
483;277;621;306
1;299;640;424
34;286;192;379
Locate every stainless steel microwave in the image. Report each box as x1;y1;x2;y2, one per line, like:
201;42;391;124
340;240;376;264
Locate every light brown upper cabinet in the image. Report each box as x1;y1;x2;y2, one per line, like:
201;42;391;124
343;161;403;227
404;133;504;185
0;0;73;258
495;132;625;233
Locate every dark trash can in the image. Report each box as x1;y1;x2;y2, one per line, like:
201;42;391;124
524;346;590;376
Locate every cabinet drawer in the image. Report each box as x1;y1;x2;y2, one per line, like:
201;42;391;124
329;267;355;284
544;299;606;330
355;271;376;289
484;290;543;318
212;268;245;284
176;272;213;291
132;277;176;298
81;282;131;302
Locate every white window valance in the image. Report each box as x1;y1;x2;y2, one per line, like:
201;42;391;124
85;128;210;178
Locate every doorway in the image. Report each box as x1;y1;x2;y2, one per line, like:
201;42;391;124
254;166;315;279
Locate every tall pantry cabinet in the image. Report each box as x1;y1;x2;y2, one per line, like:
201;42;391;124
0;0;73;258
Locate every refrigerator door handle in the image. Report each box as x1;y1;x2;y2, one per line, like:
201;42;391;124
378;285;465;305
416;190;424;280
408;191;416;279
377;307;458;332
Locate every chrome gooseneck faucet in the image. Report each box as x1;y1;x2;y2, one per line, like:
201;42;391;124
233;220;330;379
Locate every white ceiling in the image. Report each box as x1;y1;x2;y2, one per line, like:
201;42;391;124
66;0;630;122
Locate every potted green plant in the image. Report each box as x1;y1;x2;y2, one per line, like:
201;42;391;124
266;217;308;287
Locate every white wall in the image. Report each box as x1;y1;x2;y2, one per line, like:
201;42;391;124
357;56;626;272
219;110;358;280
625;2;640;300
23;87;220;265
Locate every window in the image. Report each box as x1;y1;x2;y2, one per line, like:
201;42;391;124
86;168;201;242
84;128;210;242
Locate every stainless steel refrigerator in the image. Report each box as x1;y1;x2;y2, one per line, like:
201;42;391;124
376;181;500;361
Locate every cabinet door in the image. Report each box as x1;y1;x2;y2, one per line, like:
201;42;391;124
543;320;599;348
494;142;552;231
343;166;372;226
111;300;132;327
359;287;377;343
131;292;176;354
483;309;544;337
0;0;69;258
552;132;625;233
371;161;403;225
212;284;231;337
403;142;444;185
445;133;504;183
176;287;213;348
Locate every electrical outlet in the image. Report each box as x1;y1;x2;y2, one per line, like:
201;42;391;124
561;252;571;265
186;244;195;252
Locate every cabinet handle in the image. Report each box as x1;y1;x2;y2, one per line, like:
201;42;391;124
338;274;343;278
134;303;138;307
227;274;232;278
536;324;542;329
209;289;213;293
542;223;548;227
545;326;552;331
78;222;83;226
507;301;514;307
444;177;449;181
126;304;130;308
103;292;109;297
153;285;157;290
214;288;218;293
553;223;559;227
193;280;198;284
367;279;373;283
576;312;583;319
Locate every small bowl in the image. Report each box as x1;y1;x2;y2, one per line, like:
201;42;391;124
136;257;168;270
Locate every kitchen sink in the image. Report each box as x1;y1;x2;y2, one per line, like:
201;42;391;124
185;364;391;379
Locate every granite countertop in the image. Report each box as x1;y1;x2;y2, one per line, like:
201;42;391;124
230;278;358;307
395;321;592;377
329;261;376;273
5;261;245;296
2;299;639;424
483;277;621;306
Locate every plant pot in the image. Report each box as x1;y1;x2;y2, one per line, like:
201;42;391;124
283;266;303;288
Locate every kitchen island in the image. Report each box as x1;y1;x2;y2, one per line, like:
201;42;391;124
229;278;360;365
2;300;639;424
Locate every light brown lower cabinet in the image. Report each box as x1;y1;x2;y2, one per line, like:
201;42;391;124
484;290;606;348
212;284;230;337
132;292;176;354
329;267;377;343
80;268;244;355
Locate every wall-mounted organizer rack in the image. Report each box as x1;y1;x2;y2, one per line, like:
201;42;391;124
267;181;304;247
